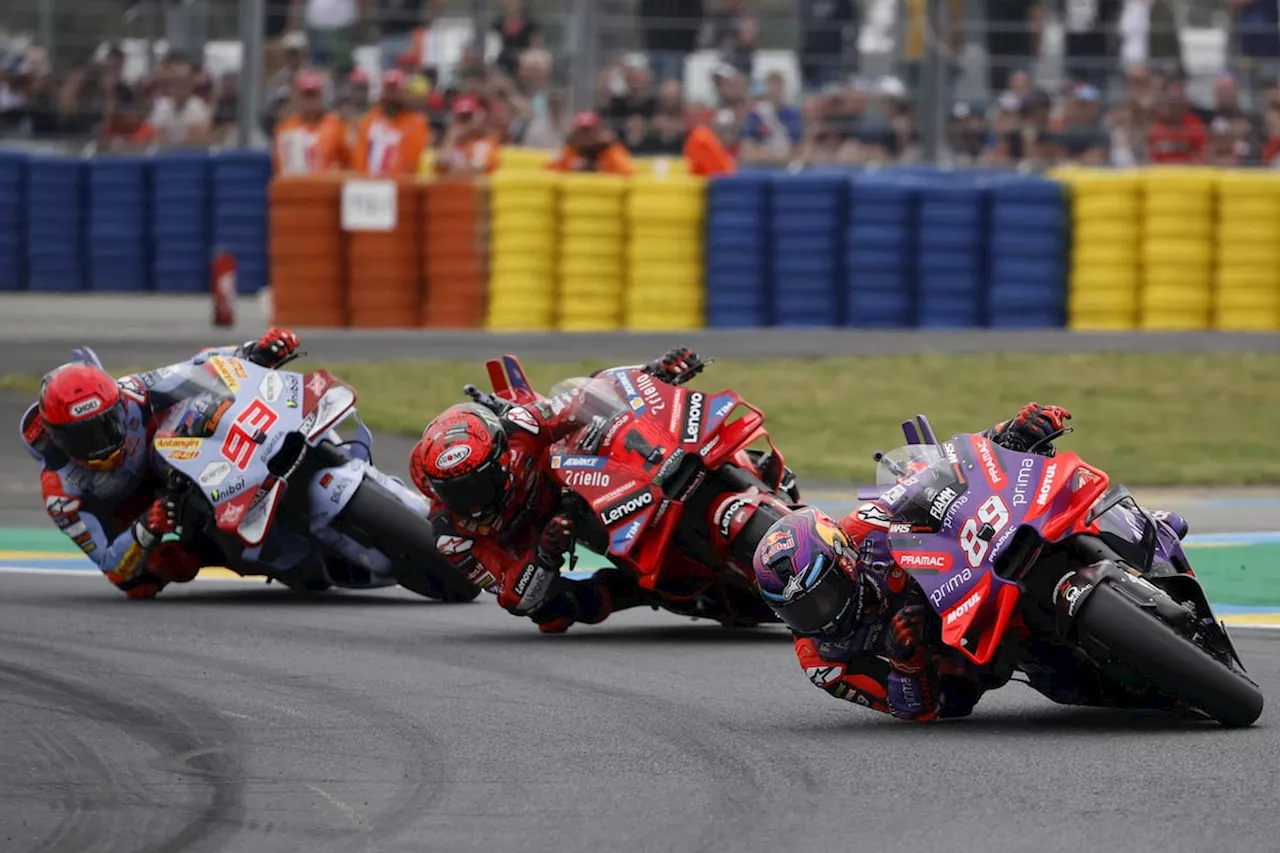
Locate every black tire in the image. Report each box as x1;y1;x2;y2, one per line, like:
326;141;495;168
336;478;480;603
1076;581;1263;728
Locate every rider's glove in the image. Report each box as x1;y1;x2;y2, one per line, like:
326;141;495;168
987;402;1071;455
132;494;182;550
885;603;931;673
535;513;575;571
644;347;700;384
502;516;574;618
244;327;300;368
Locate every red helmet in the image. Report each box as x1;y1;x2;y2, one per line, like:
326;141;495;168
410;403;511;522
38;364;128;470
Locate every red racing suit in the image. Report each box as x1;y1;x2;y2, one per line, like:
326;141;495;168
420;374;788;631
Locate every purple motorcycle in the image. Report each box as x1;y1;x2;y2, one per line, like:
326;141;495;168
872;414;1262;727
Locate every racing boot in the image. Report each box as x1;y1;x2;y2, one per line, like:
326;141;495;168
534;569;643;634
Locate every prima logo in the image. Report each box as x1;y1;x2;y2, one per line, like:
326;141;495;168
928;566;972;606
1012;458;1036;506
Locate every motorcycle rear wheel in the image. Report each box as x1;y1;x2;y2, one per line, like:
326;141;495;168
1076;581;1263;728
335;478;480;603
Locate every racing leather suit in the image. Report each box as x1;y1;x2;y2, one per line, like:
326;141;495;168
422;368;797;632
794;426;1191;722
21;340;294;599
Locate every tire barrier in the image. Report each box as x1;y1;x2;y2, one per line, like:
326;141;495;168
2;150;1277;334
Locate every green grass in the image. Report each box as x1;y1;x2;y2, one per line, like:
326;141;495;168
6;352;1279;486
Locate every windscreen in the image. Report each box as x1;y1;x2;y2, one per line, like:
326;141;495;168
873;444;965;526
156;361;239;438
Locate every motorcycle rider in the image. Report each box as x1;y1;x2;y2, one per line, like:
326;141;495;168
751;403;1192;721
409;347;799;633
21;329;302;599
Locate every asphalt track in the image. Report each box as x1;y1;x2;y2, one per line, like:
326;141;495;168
3;295;1279;852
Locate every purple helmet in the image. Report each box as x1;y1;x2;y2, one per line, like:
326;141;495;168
753;507;864;638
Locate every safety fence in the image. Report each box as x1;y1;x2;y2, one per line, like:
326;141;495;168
1;149;1278;333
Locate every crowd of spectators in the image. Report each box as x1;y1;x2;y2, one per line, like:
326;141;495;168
4;0;1280;173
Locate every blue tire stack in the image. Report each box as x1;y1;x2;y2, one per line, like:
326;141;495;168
770;173;846;327
26;157;86;292
846;173;917;328
153;152;212;293
915;174;989;328
0;152;25;291
88;157;151;292
704;172;771;327
987;175;1068;328
212;151;271;293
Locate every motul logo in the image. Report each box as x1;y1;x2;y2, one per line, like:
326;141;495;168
898;552;951;570
978;438;1004;487
945;589;982;625
1036;463;1059;507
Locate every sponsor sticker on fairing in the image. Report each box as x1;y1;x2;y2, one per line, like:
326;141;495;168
928;566;972;606
945;589;982;625
975;436;1005;488
681;392;705;444
259;372;284;403
198;461;232;488
599;488;654;526
635;371;665;412
898;552;953;571
929;486;960;521
1036;463;1059;508
715;496;750;540
1012;458;1036;506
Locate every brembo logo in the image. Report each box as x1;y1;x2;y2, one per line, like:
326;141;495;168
977;438;1004;487
1036;463;1059;508
945;589;982;625
1012;458;1036;506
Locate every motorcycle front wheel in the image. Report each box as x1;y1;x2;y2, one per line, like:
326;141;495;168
1076;581;1263;728
333;477;481;603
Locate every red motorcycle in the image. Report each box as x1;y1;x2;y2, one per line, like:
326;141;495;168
482;354;797;626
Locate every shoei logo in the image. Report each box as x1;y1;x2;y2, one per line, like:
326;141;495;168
434;445;472;471
70;397;102;418
945;589;983;625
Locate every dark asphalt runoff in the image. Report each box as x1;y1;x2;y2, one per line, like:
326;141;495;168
2;296;1278;852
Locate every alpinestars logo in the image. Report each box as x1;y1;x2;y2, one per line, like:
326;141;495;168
506;407;540;434
856;503;894;528
600;489;654;526
436;535;473;555
806;665;843;687
682;392;704;444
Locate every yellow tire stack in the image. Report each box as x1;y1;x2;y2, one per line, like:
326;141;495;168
1140;167;1215;330
1214;171;1280;331
1053;168;1142;330
487;170;557;330
625;175;706;330
557;174;627;331
499;146;554;172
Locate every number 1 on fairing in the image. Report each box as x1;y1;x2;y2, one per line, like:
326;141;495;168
959;495;1011;569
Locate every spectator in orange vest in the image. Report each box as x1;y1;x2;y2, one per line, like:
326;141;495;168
336;68;370;168
546;111;636;175
352;69;431;176
684;123;737;176
435;94;502;176
272;72;345;175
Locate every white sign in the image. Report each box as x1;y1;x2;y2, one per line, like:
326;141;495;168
341;180;398;232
